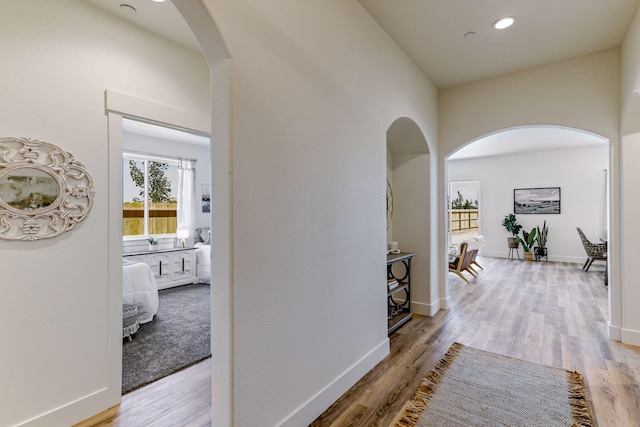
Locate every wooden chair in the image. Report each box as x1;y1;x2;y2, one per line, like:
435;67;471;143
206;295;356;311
448;242;476;283
577;227;607;271
465;236;485;272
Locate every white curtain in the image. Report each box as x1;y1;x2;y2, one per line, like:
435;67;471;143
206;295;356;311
177;158;196;244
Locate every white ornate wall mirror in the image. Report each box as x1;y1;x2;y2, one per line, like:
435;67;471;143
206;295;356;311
0;137;94;240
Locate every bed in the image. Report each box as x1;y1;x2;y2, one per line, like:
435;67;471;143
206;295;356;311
194;227;211;284
123;259;159;324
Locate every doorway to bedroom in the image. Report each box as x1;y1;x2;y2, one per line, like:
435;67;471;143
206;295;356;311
121;118;212;394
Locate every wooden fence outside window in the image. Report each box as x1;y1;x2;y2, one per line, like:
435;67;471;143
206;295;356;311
449;209;478;231
123;202;177;236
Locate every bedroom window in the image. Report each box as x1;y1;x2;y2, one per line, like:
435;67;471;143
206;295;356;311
122;153;179;238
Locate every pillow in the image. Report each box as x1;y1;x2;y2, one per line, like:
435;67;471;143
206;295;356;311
198;228;211;244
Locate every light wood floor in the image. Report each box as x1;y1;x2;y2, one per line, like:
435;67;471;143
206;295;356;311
312;257;640;427
82;257;640;426
76;359;211;427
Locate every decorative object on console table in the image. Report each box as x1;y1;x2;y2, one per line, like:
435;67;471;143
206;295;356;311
148;237;159;251
386;178;393;230
176;228;188;248
387;252;414;334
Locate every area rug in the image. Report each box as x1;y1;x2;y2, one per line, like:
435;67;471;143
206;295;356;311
122;283;211;394
392;342;595;427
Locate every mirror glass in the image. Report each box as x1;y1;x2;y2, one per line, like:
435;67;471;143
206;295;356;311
0;167;60;212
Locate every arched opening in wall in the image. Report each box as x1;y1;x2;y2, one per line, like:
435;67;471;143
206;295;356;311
444;125;610;305
386;117;433;324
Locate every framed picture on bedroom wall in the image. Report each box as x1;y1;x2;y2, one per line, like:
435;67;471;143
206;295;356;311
201;184;210;213
514;187;561;214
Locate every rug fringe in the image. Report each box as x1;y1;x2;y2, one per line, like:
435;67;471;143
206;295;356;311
391;342;464;427
566;370;595;427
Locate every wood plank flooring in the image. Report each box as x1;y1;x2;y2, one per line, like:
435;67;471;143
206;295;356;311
82;257;640;426
75;360;211;427
312;257;640;427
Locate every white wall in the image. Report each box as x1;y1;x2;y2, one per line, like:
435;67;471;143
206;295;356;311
0;1;210;425
391;154;433;312
620;5;640;346
448;145;609;262
201;0;439;425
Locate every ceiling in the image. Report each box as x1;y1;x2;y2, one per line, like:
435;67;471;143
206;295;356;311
357;0;640;90
84;0;200;53
85;0;634;156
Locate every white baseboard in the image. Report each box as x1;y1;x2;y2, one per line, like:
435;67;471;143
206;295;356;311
621;327;640;346
276;338;390;427
608;322;622;341
481;251;588;264
16;387;116;427
412;300;440;316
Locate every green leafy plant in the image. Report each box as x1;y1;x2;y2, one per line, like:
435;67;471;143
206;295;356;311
517;227;537;252
129;160;176;203
147;237;158;245
501;214;522;237
536;220;548;248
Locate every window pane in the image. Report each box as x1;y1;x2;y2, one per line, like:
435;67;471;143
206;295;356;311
123;158;145;236
148;161;178;235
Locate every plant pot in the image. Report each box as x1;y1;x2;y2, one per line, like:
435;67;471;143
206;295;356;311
148;244;159;251
507;237;519;249
523;251;534;261
534;247;548;261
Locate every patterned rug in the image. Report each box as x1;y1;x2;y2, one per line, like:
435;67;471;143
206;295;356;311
392;342;595;427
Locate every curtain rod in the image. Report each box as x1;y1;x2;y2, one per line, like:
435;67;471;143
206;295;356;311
124;150;197;163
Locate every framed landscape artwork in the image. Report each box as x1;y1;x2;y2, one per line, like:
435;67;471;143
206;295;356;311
514;187;561;214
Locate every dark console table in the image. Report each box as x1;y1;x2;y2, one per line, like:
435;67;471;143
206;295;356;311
387;252;414;334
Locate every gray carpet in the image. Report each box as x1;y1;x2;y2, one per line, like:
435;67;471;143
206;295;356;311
122;283;211;394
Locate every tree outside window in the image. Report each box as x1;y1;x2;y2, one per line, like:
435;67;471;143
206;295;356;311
123;155;178;237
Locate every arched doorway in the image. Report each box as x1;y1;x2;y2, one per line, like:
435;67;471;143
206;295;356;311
444;125;610;315
386;117;439;316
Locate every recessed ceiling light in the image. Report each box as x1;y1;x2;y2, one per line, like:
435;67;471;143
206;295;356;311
152;0;166;2
120;4;137;14
493;16;516;30
464;31;476;39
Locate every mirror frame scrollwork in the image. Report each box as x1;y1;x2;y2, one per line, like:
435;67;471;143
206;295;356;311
0;137;94;241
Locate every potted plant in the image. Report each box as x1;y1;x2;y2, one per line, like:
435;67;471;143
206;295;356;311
517;227;537;261
501;214;522;250
534;220;548;261
148;237;159;251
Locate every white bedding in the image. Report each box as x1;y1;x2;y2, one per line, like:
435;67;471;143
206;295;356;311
194;242;211;283
123;260;159;324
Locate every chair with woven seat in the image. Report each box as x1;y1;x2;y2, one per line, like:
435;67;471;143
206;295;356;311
448;242;476;283
465;235;486;272
577;227;607;271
